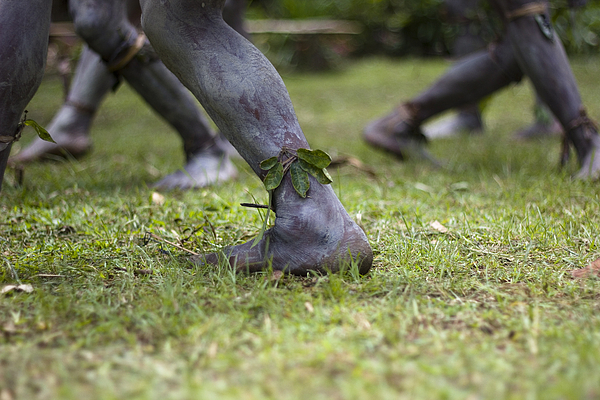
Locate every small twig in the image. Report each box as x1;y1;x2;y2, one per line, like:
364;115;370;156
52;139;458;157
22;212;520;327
281;153;297;174
144;232;199;256
240;203;270;209
330;155;378;179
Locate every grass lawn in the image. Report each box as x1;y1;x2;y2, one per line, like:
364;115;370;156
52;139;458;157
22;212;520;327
1;56;600;399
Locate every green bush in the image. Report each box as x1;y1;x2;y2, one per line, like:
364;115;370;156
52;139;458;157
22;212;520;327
553;0;600;53
248;0;600;57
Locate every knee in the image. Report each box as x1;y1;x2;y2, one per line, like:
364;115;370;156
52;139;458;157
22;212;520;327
72;2;140;65
141;0;223;29
72;8;111;45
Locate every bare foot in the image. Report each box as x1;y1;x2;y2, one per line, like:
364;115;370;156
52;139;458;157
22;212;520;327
190;175;373;275
364;107;440;164
9;105;93;164
574;134;600;180
423;111;483;139
152;141;237;190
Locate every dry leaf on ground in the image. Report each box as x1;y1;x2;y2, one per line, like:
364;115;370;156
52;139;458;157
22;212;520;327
152;192;166;205
1;284;34;294
2;321;17;334
1;388;15;400
304;301;314;313
430;220;449;233
571;257;600;278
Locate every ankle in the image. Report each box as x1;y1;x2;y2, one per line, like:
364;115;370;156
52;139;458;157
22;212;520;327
271;173;339;215
50;104;94;137
565;108;599;163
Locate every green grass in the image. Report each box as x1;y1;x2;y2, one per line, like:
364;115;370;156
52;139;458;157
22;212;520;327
2;56;600;399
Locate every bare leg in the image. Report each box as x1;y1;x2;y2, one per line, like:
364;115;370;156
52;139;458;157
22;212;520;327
0;0;51;190
10;46;109;163
223;0;249;40
12;0;246;179
12;4;238;189
364;40;522;160
424;0;486;139
498;0;600;178
139;0;372;274
11;45;239;190
24;0;236;190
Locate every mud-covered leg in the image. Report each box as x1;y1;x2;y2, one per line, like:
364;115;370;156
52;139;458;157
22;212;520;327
10;46;110;164
14;0;243;188
0;0;52;190
364;40;523;159
424;0;486;139
140;0;373;274
69;0;236;189
498;0;600;178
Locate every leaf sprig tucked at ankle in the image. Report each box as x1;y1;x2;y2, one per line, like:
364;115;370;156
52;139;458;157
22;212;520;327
247;148;332;248
260;147;332;198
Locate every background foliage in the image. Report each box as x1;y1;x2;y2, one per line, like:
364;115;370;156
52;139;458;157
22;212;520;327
248;0;600;69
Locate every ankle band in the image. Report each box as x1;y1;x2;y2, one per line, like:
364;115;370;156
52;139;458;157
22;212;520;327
107;33;147;72
567;107;597;137
505;3;547;21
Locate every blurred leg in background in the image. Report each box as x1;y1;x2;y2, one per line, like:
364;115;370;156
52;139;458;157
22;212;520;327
424;0;486;139
0;0;52;191
11;0;248;190
364;0;600;178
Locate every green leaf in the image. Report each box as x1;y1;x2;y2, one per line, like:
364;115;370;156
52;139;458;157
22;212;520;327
260;156;279;170
320;167;333;184
263;162;283;191
23;119;55;143
297;148;331;169
298;159;333;185
290;161;310;198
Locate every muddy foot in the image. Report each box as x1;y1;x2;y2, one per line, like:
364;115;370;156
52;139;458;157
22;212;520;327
190;179;373;275
9;131;91;164
423;112;483;139
364;107;439;164
152;143;237;190
574;134;600;180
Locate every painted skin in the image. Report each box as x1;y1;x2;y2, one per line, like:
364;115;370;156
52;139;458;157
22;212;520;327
10;0;244;190
0;0;52;189
0;0;372;274
139;0;373;274
365;0;600;179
